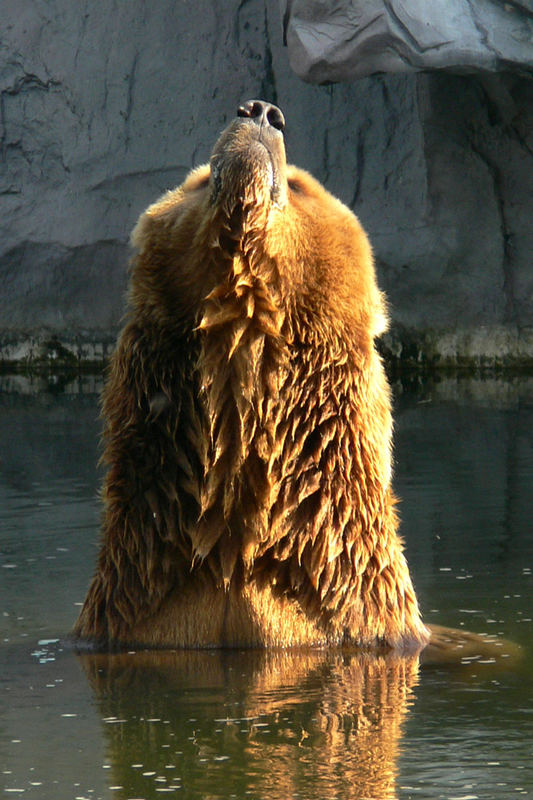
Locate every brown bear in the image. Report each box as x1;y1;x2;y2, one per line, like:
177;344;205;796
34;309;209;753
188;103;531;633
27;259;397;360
73;99;430;651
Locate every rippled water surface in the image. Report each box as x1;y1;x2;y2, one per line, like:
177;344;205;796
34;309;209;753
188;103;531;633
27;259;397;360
1;374;532;800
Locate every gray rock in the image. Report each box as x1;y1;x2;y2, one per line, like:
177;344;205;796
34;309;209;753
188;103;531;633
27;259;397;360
282;0;533;83
1;1;533;369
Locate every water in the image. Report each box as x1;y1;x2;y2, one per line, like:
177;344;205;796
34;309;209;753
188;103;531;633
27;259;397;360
1;373;532;800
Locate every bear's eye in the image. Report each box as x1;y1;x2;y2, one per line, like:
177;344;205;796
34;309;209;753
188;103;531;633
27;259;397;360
288;178;305;194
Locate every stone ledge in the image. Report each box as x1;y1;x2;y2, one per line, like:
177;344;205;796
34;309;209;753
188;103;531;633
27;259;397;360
380;324;533;372
0;331;117;371
3;326;533;376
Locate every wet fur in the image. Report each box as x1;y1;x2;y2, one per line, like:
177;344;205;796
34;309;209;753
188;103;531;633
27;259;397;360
73;114;430;650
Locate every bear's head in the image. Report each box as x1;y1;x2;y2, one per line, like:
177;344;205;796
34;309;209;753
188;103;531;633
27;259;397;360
131;100;388;346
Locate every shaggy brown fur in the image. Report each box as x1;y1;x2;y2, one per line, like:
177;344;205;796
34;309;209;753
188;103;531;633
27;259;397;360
73;100;430;650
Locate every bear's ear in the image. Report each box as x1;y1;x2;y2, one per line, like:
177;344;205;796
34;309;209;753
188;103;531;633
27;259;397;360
182;164;210;193
130;164;211;252
130;187;186;253
130;208;162;253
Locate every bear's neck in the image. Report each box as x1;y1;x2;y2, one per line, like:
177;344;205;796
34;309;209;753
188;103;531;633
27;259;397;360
191;242;289;578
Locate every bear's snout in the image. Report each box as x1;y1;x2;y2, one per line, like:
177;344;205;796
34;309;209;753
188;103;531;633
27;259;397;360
237;99;285;133
209;99;288;214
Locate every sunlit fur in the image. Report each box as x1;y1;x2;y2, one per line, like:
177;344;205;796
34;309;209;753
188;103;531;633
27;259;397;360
73;113;430;650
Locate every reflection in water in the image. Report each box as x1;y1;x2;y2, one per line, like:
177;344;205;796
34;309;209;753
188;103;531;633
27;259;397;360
2;376;533;798
78;649;420;799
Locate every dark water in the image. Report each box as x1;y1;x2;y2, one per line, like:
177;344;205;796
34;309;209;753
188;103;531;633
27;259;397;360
1;374;532;800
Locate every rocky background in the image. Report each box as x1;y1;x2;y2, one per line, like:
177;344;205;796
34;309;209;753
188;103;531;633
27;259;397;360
2;0;533;369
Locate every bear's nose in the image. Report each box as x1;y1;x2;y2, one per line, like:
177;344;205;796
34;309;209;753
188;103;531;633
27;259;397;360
237;99;285;133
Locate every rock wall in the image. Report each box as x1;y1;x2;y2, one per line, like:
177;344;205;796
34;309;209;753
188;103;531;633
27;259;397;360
282;0;533;82
2;0;533;368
